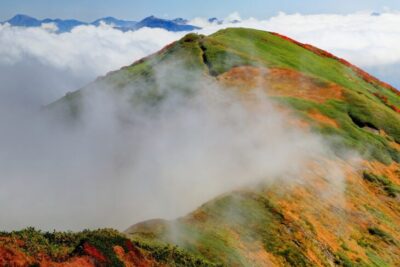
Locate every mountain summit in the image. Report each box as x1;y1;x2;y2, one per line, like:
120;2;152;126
7;14;42;27
2;28;400;266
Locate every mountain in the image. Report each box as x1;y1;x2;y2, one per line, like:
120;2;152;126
41;18;87;32
6;14;41;27
2;14;87;32
131;15;200;32
2;28;400;266
91;16;137;28
2;14;200;33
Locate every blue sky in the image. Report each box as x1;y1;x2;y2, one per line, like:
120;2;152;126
1;0;400;21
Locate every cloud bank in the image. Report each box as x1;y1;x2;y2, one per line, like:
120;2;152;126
0;23;186;105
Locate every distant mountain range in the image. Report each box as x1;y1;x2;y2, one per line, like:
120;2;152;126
1;14;202;33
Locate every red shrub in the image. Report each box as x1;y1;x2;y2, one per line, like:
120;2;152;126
82;243;107;263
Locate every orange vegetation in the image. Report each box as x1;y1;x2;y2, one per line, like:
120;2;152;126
0;239;95;267
363;160;400;184
82;243;107;264
218;66;343;103
227;229;279;266
114;243;154;267
0;244;34;267
0;237;160;267
262;156;400;265
308;110;339;128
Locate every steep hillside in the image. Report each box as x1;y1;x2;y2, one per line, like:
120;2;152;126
4;28;400;266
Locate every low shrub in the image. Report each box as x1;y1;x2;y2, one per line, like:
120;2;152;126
368;227;395;244
362;172;400;198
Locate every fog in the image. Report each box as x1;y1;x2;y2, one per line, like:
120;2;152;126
0;23;186;105
0;57;355;231
1;11;392;231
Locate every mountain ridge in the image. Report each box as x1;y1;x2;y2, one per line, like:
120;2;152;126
1;14;200;33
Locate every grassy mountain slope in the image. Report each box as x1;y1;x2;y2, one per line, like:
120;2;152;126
4;28;400;266
54;28;400;164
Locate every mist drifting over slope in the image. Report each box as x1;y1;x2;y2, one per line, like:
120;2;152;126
0;56;356;231
2;11;387;231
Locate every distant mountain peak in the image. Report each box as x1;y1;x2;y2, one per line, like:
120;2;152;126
7;14;41;27
11;14;35;19
140;15;161;22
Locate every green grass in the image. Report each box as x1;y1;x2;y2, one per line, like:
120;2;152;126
275;95;400;164
364;205;396;228
367;227;395;244
335;251;369;267
131;237;219;267
345;90;400;143
366;250;391;267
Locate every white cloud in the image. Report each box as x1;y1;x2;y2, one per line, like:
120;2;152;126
0;24;186;104
225;11;242;22
0;24;185;73
40;22;58;33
